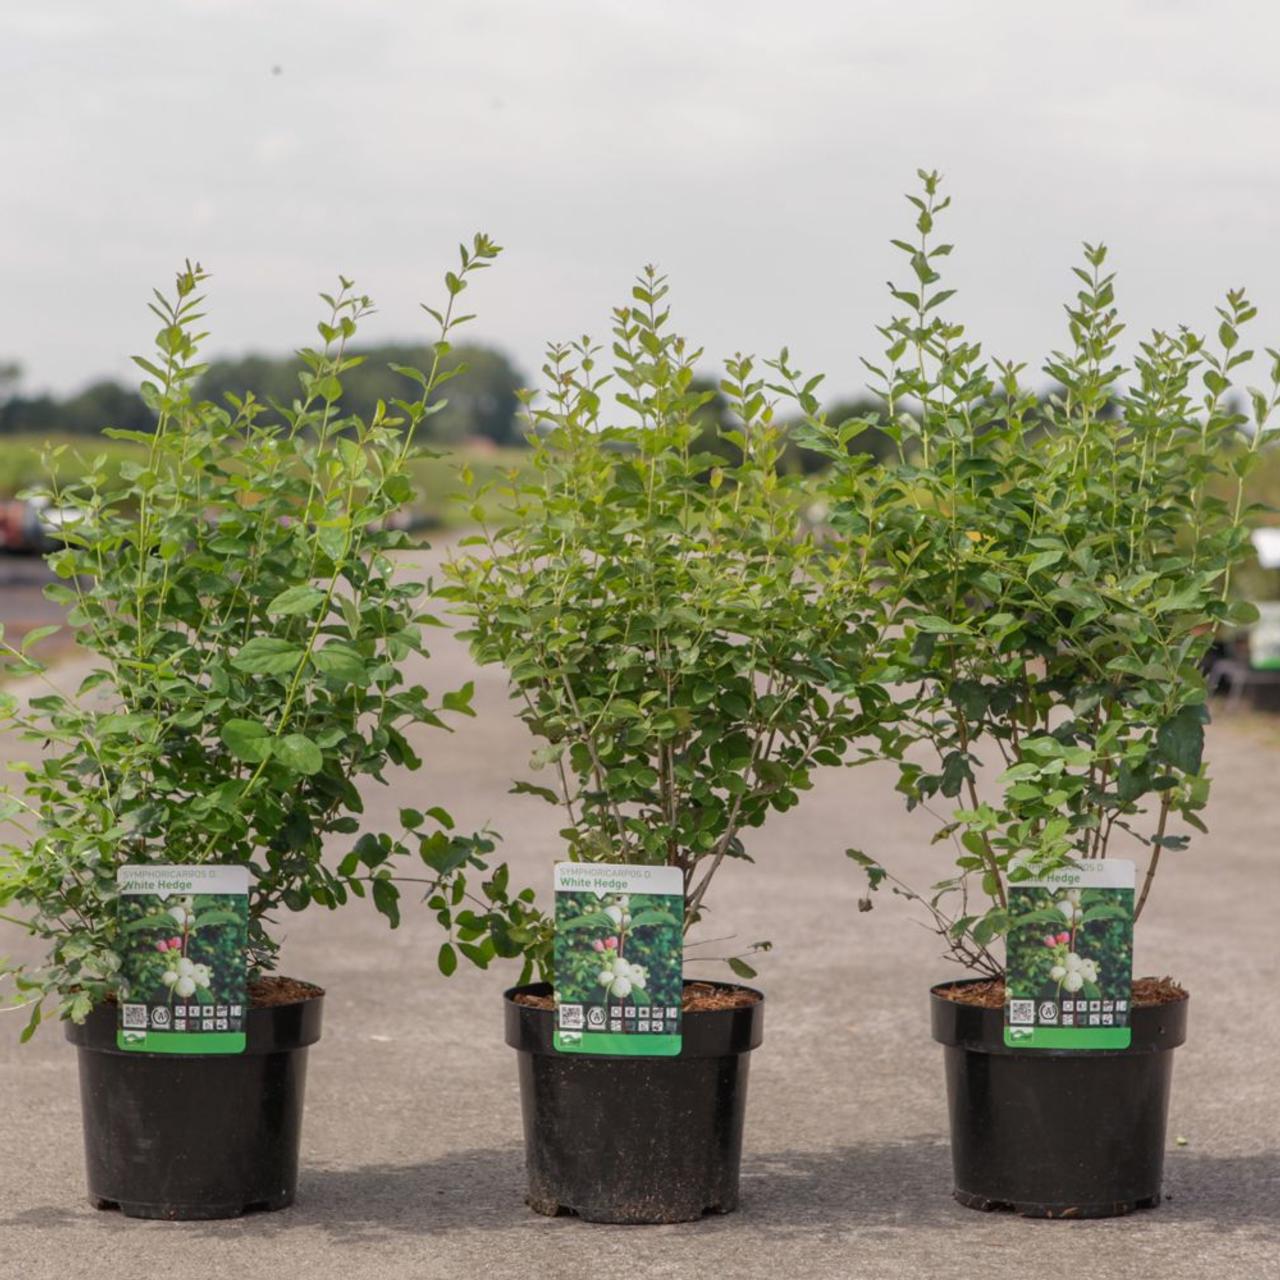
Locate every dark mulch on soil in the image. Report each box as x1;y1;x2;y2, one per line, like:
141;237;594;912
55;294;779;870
681;981;760;1012
248;976;325;1007
937;975;1188;1009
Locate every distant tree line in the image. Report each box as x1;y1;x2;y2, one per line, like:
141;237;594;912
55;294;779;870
0;350;924;464
0;344;527;446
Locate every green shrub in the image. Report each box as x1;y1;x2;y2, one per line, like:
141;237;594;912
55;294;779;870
0;237;510;1036
804;172;1275;975
442;268;902;983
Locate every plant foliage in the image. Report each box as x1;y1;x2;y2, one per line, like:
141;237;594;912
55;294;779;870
0;235;514;1036
443;269;903;981
804;172;1276;974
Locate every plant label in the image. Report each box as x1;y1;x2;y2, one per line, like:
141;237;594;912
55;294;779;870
553;862;683;1057
1004;859;1134;1050
1249;602;1280;669
116;865;249;1054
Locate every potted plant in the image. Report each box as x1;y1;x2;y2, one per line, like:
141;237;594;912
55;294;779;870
442;271;897;1223
0;236;507;1219
812;173;1275;1217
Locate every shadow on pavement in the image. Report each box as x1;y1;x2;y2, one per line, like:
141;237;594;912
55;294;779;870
278;1136;962;1241
4;1140;1277;1243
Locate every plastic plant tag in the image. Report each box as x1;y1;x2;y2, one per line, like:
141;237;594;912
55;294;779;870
1004;859;1134;1050
553;862;683;1057
116;865;250;1054
1248;602;1280;670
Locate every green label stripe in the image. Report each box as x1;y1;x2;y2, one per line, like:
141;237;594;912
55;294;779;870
117;1030;247;1055
1003;1026;1132;1050
554;1031;682;1057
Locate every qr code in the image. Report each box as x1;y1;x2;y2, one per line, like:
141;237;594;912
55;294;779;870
1009;999;1035;1025
558;1004;584;1031
122;1004;148;1029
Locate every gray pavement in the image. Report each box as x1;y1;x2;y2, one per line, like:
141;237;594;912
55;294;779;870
1;547;1278;1280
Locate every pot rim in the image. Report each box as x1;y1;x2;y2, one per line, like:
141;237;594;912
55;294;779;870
65;980;324;1057
930;975;1187;1056
504;979;764;1059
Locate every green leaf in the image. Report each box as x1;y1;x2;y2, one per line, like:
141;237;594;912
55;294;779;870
972;911;1006;946
1225;599;1260;627
221;718;273;763
437;942;458;976
442;681;475;715
1156;706;1205;774
1027;549;1062;574
999;762;1041;782
19;625;59;653
98;713;158;739
458;941;491;969
389;363;430;388
727;956;757;980
948;680;987;722
311;643;367;683
232;637;302;675
266;585;327;617
274;733;323;775
19;999;43;1043
372;878;400;928
510;779;560;805
912;614;967;634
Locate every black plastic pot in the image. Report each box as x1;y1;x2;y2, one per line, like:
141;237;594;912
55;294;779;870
65;987;324;1220
931;978;1188;1218
505;981;764;1223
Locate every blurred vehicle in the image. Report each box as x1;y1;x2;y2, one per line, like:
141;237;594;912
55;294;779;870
1204;528;1280;710
0;498;61;554
0;496;87;554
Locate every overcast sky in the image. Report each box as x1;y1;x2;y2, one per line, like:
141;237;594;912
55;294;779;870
3;1;1279;404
